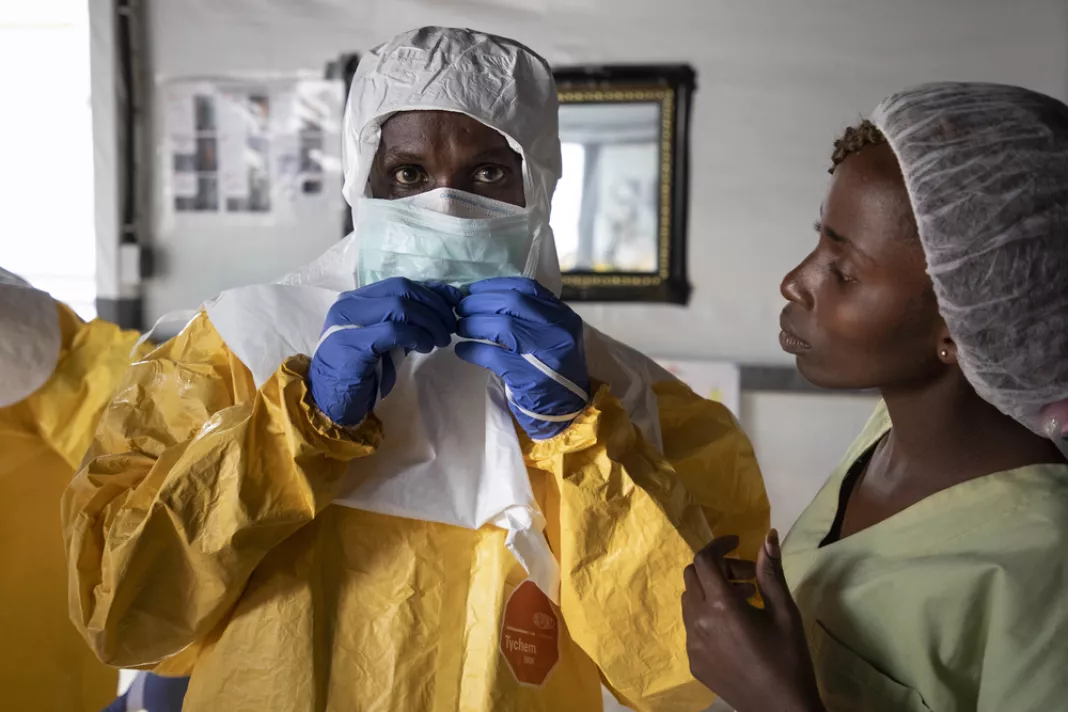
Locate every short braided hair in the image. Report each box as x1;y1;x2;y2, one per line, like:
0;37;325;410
829;119;886;174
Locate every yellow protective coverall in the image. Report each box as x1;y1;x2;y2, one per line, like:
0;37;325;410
62;312;769;711
1;301;144;711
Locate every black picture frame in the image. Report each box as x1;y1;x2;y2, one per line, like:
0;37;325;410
553;64;694;304
328;56;694;304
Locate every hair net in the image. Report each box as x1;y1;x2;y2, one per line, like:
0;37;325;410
0;270;61;408
0;265;30;288
340;27;563;293
872;82;1068;435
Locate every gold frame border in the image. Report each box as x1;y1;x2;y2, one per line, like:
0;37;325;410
557;87;675;289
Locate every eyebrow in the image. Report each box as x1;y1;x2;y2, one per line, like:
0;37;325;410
470;146;522;164
379;150;425;165
379;146;520;166
824;224;850;244
821;221;876;263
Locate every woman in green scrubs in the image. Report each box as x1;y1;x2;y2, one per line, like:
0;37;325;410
681;82;1068;712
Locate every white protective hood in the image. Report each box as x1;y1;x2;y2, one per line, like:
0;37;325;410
0;267;61;408
281;26;563;294
205;27;671;602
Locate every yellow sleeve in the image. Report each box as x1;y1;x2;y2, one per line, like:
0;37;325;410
24;302;147;470
654;379;770;562
61;312;382;668
524;383;717;712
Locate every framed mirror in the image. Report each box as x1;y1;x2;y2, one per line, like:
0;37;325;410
329;57;694;303
552;65;695;304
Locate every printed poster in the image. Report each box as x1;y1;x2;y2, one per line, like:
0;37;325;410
161;77;343;221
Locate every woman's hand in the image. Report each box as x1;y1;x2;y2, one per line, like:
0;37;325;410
682;531;825;712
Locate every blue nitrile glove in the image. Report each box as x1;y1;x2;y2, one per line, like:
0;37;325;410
309;277;462;426
454;277;590;440
102;673;190;712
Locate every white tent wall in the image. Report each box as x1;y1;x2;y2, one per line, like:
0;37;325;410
89;0;121;306
113;0;1068;533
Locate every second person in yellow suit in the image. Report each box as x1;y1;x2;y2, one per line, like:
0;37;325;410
0;267;145;711
62;27;770;712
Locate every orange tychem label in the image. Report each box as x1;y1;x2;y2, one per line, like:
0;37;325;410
500;580;560;687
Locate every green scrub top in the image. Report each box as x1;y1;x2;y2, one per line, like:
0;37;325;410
783;403;1068;712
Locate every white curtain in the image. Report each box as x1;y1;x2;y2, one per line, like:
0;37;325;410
0;0;97;318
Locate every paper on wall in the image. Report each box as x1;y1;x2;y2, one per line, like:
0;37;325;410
172;170;197;199
216;92;251;202
160;77;343;222
162;82;210;199
655;358;741;417
162;83;199;142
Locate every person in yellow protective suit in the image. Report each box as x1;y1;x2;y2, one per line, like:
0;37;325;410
680;83;1068;712
0;267;146;711
62;27;770;712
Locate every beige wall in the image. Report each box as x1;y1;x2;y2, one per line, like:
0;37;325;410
122;0;1068;535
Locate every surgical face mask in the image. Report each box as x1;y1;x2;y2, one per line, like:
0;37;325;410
354;188;536;289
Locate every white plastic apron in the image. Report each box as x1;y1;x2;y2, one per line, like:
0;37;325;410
205;275;671;604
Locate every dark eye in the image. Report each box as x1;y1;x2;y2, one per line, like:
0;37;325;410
474;165;507;184
392;166;425;186
813;220;822;235
829;262;857;284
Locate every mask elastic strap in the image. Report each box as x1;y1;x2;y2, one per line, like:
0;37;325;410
125;672;148;711
464;338;589;423
519;352;588;402
505;392;586;423
315;331;590;421
314;324;357;353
